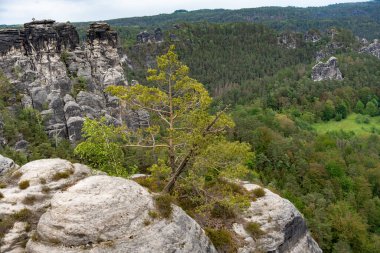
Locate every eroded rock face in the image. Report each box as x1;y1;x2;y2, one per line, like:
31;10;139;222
360;39;380;59
234;183;322;253
0;20;131;142
137;28;164;44
311;57;343;81
278;32;298;49
26;175;217;253
0;154;18;175
0;158;92;253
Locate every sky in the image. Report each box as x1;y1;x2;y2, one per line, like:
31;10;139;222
0;0;370;25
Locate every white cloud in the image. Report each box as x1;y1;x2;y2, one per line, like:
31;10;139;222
0;0;369;25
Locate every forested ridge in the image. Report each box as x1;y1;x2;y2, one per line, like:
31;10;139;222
74;0;380;40
119;21;380;252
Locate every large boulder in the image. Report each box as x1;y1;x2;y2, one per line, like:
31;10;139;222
234;183;322;253
0;154;18;175
0;158;92;253
26;175;217;253
311;57;343;81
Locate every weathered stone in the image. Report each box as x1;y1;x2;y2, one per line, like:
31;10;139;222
67;116;84;142
0;158;93;252
311;57;343;81
0;20;132;143
360;39;380;59
304;30;321;43
0;154;18;175
26;175;217;253
14;140;29;151
64;100;82;119
234;183;322;253
278;32;298;49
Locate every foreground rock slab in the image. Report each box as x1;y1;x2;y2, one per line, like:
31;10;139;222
26;175;217;253
0;159;92;253
234;183;322;253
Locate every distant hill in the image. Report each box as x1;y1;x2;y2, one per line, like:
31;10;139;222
75;1;380;40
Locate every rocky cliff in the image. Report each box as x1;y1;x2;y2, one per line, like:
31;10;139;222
360;39;380;59
311;56;343;81
0;156;322;253
0;20;145;143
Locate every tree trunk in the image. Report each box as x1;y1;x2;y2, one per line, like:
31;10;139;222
163;149;194;193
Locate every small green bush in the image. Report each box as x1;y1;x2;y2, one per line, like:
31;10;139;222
41;185;50;194
18;180;30;190
245;222;265;239
154;194;173;218
148;210;158;219
211;201;236;219
253;188;266;198
205;228;236;252
52;170;72;181
0;182;7;188
11;171;23;179
22;195;36;205
0;192;4;199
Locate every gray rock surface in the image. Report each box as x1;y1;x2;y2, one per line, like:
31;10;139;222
360;39;380;59
278;32;298;49
26;175;217;253
0;20;137;143
0;154;18;175
234;183;322;253
311;57;343;81
0;158;92;253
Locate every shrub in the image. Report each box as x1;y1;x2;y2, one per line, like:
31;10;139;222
22;195;36;205
41;185;50;194
39;178;47;184
245;222;265;238
0;192;4;199
148;210;159;219
1;208;33;238
211;201;236;219
253;188;266;198
18;180;30;190
205;228;236;252
143;219;151;226
52;170;72;181
0;182;6;188
11;171;23;179
154;194;173;218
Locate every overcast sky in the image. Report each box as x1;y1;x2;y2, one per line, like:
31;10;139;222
0;0;369;25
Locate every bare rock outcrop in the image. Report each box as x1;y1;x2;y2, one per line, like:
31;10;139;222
0;159;92;253
0;20;133;143
26;175;217;253
311;57;343;81
0;154;18;175
360;39;380;59
234;183;322;253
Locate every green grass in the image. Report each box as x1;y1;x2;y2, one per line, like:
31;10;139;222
313;114;380;136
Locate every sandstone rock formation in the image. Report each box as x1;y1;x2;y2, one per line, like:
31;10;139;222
137;28;164;43
0;156;322;253
26;175;217;253
234;183;322;253
0;154;18;175
360;39;380;59
277;32;298;49
311;57;343;81
0;158;92;253
0;20;146;143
